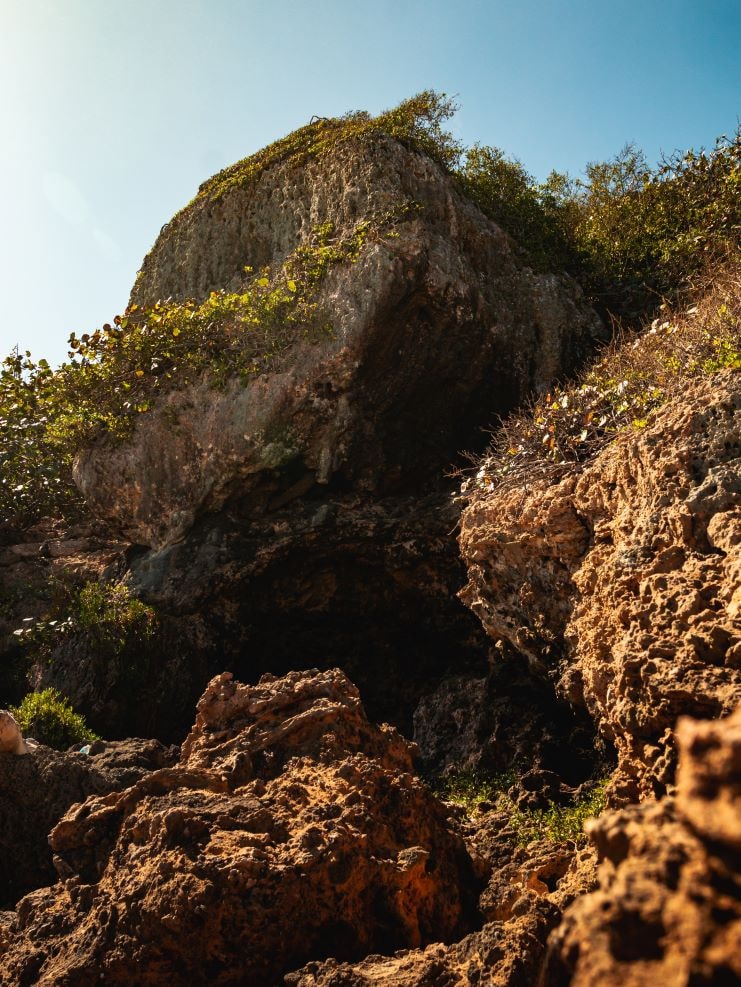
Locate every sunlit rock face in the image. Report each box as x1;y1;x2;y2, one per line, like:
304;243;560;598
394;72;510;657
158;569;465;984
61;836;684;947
460;370;741;799
544;704;741;986
0;669;480;986
76;134;603;550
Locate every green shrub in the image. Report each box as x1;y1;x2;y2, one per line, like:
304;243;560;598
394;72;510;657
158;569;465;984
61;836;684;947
0;350;85;527
10;688;99;750
459;130;740;317
459;145;578;273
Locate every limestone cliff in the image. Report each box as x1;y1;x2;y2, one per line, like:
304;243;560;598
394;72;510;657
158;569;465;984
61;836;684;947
76;133;602;550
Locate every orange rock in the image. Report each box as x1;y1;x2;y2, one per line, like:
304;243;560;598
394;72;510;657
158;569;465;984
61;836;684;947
0;669;478;985
460;371;741;798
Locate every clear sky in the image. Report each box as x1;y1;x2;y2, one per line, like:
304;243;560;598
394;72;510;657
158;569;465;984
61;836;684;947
1;0;739;366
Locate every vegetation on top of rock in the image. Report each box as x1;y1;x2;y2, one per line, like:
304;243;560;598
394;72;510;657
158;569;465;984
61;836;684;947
465;260;740;496
189;90;461;206
10;688;98;750
0;203;415;528
460;128;740;315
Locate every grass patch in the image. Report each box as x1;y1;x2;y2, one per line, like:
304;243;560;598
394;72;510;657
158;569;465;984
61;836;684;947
509;781;607;846
433;768;608;847
433;767;518;813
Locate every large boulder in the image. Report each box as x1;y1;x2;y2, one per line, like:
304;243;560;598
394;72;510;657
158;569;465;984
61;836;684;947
75;133;603;550
0;669;480;985
460;370;741;797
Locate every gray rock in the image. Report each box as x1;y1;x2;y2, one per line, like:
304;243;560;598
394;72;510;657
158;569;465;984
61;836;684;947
75;134;603;549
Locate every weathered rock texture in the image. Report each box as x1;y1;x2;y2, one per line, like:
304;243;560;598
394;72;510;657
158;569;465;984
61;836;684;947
0;738;176;909
0;710;27;755
460;370;741;797
544;704;741;985
0;669;479;985
287;826;598;986
412;651;600;783
76;134;603;550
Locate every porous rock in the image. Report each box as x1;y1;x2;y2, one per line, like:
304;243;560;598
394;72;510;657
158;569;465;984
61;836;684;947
286;827;598;986
543;704;741;985
413;650;600;783
75;134;603;549
460;370;741;797
0;669;479;986
0;738;176;908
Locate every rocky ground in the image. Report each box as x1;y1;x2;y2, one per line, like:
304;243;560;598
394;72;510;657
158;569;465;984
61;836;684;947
0;127;738;984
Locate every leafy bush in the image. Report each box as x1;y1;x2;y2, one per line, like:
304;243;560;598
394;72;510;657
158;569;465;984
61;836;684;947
0;351;85;527
571;134;741;308
15;580;158;663
10;688;99;750
459;129;740;317
459;145;578;273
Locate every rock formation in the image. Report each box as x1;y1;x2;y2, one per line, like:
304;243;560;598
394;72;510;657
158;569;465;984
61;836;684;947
75;134;602;552
18;130;603;741
1;116;738;985
0;669;479;985
460;370;741;798
0;738;176;909
543;704;741;985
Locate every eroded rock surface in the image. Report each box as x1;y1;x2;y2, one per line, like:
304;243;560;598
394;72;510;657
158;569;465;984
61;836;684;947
460;371;741;797
0;669;479;986
0;738;176;909
76;135;602;550
413;650;600;782
287;825;598;986
544;705;741;986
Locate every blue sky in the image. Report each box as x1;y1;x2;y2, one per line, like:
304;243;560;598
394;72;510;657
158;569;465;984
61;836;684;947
1;0;739;366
